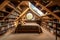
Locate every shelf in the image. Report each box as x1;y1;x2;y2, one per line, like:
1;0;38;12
0;11;9;13
0;11;9;17
11;11;20;16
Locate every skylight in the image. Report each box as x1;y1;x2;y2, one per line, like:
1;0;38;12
29;2;44;16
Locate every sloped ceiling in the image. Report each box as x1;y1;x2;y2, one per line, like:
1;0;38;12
50;0;60;6
9;0;60;6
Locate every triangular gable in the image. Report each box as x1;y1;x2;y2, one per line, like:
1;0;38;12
21;9;41;20
15;8;41;21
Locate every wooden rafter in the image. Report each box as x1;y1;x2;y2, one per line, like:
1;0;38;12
15;1;53;21
7;4;21;13
41;13;51;17
29;2;51;19
42;15;54;19
0;0;9;10
53;10;60;13
45;1;56;7
3;2;22;20
1;1;60;22
37;2;60;21
15;8;29;21
17;6;22;11
45;1;53;7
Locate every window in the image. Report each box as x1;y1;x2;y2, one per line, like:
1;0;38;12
26;13;33;20
29;2;45;16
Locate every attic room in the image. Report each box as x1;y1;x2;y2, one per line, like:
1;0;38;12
0;0;60;40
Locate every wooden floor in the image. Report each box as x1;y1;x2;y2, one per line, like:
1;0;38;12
0;27;60;40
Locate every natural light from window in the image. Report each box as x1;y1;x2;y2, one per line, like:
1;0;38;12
26;13;33;20
29;2;44;16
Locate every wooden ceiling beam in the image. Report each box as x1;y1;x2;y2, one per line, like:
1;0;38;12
9;1;22;11
45;1;56;7
17;6;22;11
3;2;22;20
3;10;14;20
42;18;53;20
0;0;9;10
7;4;21;13
53;10;60;13
41;12;51;17
37;2;60;21
20;1;29;6
15;8;29;21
